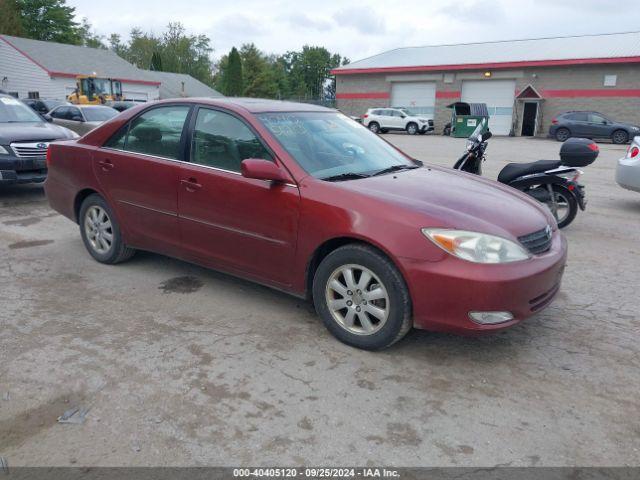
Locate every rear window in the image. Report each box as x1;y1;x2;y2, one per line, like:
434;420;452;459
83;107;118;122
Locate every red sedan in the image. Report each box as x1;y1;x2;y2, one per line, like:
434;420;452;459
45;98;567;350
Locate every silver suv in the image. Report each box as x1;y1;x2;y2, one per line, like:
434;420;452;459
362;107;434;135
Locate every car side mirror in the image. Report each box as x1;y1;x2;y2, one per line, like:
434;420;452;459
42;114;53;123
400;115;406;119
241;158;291;183
72;115;84;122
481;130;492;141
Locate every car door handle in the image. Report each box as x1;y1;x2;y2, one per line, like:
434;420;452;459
98;159;114;171
181;178;202;192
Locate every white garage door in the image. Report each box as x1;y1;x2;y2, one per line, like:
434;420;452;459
122;90;149;101
462;80;516;135
391;82;436;118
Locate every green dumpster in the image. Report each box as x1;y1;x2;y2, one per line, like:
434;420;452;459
447;102;489;138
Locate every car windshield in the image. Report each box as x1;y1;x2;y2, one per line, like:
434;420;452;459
82;106;118;122
0;96;43;123
258;112;414;179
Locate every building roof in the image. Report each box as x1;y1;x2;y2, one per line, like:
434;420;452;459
141;70;222;99
0;34;160;85
333;31;640;75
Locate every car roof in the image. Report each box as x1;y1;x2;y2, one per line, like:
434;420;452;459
151;97;335;114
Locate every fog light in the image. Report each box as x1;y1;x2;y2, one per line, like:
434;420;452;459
469;311;514;325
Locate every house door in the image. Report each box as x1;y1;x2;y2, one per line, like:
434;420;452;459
521;102;538;136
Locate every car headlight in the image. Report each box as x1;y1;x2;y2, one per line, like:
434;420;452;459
422;228;531;263
0;146;9;155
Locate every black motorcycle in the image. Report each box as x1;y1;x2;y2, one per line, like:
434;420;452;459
453;120;598;228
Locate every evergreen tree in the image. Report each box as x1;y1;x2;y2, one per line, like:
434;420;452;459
223;47;243;96
0;0;23;36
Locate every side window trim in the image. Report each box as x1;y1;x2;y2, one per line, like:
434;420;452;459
184;105;279;173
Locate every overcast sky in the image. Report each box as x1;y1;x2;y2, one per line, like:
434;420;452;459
66;0;639;63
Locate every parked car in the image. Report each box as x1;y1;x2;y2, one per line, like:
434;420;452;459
49;104;119;135
616;136;640;192
0;93;77;185
362;107;434;135
45;98;566;350
549;111;640;144
22;98;70;115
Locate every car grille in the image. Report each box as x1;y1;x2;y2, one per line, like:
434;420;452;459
10;141;50;159
518;226;552;255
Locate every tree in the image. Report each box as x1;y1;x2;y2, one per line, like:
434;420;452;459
0;0;23;36
16;0;81;44
221;47;243;96
77;17;105;48
150;51;163;71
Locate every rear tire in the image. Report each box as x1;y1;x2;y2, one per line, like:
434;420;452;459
368;122;380;134
612;129;629;145
555;128;570;142
538;184;578;228
406;122;418;135
312;244;412;350
79;194;135;264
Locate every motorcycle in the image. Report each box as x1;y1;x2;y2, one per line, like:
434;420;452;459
453;119;598;228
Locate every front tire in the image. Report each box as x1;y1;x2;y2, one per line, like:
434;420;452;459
406;122;418;135
312;244;412;350
79;194;135;264
612;129;629;145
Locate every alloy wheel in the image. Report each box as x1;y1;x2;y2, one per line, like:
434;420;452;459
548;191;570;224
84;205;113;254
325;264;389;336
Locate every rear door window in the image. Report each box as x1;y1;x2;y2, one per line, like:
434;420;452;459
51;106;69;119
567;113;588;121
109;105;191;160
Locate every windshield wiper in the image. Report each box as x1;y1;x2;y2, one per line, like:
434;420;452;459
371;164;420;176
321;172;371;182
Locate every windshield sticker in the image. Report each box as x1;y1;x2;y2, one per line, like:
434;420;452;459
0;97;21;106
262;115;309;136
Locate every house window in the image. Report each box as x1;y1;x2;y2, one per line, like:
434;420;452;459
604;75;617;87
27;91;40;99
8;92;19;98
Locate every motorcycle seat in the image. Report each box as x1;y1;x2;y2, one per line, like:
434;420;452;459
497;160;562;184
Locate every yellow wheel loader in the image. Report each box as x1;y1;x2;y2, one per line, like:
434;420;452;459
67;75;123;105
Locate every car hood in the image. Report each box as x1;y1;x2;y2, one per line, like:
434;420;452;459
0;122;76;144
338;166;554;238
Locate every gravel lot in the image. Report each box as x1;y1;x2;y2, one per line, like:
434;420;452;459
1;134;639;467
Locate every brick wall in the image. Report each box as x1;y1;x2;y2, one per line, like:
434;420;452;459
335;64;640;136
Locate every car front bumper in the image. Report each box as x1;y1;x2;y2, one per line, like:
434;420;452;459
616;158;640;192
0;155;47;184
399;231;568;334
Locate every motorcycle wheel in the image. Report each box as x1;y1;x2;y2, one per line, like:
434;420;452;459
528;184;577;228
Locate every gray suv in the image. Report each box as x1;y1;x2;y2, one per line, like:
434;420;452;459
549;111;640;144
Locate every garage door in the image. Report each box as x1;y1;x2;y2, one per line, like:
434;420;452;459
122;90;149;101
391;82;436;118
462;80;516;135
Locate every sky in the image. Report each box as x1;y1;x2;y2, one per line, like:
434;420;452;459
66;0;640;63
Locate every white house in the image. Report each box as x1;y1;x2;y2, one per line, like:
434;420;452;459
0;34;161;101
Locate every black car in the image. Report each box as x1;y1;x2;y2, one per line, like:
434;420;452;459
22;98;70;115
0;93;78;185
549;111;640;144
107;100;139;112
